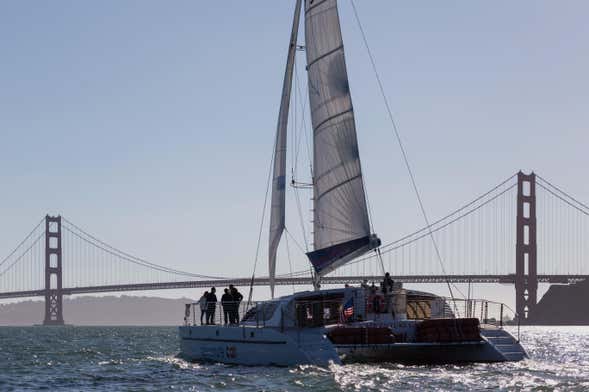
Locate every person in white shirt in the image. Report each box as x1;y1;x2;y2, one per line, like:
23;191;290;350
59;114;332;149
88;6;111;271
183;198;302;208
198;291;208;325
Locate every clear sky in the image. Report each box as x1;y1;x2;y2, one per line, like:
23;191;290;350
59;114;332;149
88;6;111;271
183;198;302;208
1;1;588;309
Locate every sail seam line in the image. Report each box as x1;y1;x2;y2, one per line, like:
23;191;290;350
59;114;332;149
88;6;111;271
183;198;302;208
306;0;330;13
316;173;362;202
307;45;344;69
314;161;350;183
313;108;353;133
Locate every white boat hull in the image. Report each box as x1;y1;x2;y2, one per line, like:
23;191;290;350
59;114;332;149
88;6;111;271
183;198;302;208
178;325;340;366
178;325;526;366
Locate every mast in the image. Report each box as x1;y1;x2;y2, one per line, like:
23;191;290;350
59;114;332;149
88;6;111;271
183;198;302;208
268;0;303;299
303;0;380;286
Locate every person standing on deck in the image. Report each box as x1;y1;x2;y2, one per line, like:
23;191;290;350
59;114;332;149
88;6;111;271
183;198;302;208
221;288;233;325
206;287;218;325
229;285;243;324
382;272;394;294
382;273;395;314
198;291;208;325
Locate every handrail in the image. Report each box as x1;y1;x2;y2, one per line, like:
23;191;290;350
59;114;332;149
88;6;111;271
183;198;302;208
435;297;520;340
184;301;256;326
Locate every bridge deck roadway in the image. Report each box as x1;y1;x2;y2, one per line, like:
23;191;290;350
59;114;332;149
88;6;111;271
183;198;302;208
0;275;587;299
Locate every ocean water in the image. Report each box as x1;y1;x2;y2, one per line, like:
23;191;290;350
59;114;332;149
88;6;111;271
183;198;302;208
1;326;588;391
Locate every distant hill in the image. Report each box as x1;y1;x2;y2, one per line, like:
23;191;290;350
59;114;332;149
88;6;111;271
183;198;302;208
0;296;197;326
527;279;589;325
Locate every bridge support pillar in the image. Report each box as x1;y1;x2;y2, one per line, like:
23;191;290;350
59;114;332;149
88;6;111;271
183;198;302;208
43;215;64;325
515;172;537;323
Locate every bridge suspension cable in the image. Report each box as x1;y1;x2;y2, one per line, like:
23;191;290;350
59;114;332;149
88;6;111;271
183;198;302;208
0;219;46;293
536;176;589;216
278;173;519;279
61;217;227;280
0;231;45;278
535;175;589;276
0;217;44;269
377;174;518;252
351;182;518;264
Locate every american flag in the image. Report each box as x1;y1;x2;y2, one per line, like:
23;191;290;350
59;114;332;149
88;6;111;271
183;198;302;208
341;298;354;321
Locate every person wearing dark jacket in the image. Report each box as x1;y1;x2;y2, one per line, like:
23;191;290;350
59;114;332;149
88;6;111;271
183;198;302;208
221;288;233;325
382;272;395;314
382;272;394;294
206;287;218;325
229;285;243;324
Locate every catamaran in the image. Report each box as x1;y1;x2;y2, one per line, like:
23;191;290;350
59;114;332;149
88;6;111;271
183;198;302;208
179;0;527;366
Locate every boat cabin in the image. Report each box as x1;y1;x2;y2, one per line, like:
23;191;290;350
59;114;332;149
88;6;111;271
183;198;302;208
240;284;453;329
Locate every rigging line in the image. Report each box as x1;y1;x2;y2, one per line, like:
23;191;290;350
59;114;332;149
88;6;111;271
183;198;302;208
292;54;297;174
60;219;226;279
247;111;279;308
379;173;518;250
376;248;385;275
291;55;303;181
0;231;45;278
537;183;589;217
291;61;311;251
292;57;302;177
284;227;307;255
0;217;44;268
293;54;313;176
293;188;309;251
350;0;457;300
60;225;225;280
537;175;589;212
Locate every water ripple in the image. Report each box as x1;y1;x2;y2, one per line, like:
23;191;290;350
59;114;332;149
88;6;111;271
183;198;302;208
0;326;588;391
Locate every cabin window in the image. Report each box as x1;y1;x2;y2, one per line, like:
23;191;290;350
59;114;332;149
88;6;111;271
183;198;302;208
242;302;278;323
258;302;278;321
295;297;343;327
296;302;323;327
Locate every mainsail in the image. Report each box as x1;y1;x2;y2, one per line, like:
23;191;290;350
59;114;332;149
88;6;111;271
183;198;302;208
268;0;302;299
304;0;380;278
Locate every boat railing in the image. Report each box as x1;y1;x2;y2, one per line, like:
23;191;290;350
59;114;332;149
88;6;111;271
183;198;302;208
435;297;521;341
183;301;262;327
434;297;514;325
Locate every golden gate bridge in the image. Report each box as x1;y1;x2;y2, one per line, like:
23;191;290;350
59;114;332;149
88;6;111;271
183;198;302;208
1;171;588;325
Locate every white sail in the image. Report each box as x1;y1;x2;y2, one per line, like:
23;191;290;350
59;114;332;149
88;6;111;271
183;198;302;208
304;0;379;277
269;0;303;299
